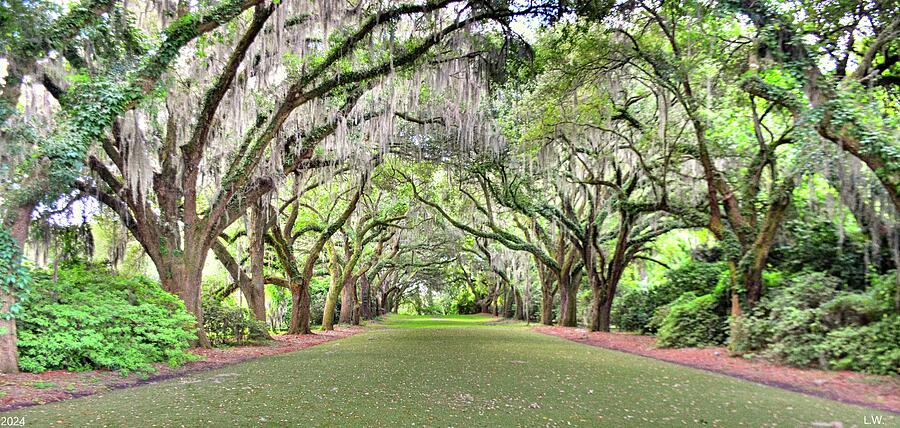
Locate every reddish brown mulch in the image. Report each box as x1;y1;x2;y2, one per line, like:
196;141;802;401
535;325;900;414
0;327;361;412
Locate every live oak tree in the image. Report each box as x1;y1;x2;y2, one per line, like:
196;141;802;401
72;0;562;346
321;178;408;330
0;0;250;371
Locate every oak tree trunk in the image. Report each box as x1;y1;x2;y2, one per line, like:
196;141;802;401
502;286;513;318
157;251;211;348
0;290;18;374
514;288;524;321
359;275;371;320
540;286;555;325
287;282;312;334
558;274;578;327
246;203;268;322
0;201;34;373
339;275;357;324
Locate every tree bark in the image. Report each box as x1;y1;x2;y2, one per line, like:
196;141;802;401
0;202;34;373
246;202;268;322
339;275;357;324
288;283;311;334
514;288;524;320
558;272;578;327
502;285;513;318
359;274;372;320
158;251;211;348
0;289;17;374
540;285;555;325
742;187;792;306
321;244;342;331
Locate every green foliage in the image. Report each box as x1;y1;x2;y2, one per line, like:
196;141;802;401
201;298;269;346
651;261;727;308
869;271;898;312
746;272;840;367
727;312;771;356
656;293;727;348
728;271;898;374
819;315;900;375
452;288;478;315
817;292;881;329
610;287;654;332
17;264;197;373
769;219;868;288
0;228;30;321
308;278;329;326
645;304;670;334
615;260;727;334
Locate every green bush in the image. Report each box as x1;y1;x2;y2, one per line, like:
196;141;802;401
202;298;270;346
622;260;727;334
764;306;824;367
741;272;839;367
819;315;900;375
656;293;727;348
453;288;478;314
769;219;869;289
728;271;898;374
645;303;670;334
650;261;727;308
17;264;197;374
818;292;881;329
869;271;898;312
775;271;840;309
611;287;654;332
727;312;772;355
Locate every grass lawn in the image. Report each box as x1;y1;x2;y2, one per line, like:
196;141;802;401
6;314;895;427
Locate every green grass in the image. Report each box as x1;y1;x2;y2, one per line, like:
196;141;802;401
5;314;895;427
373;312;517;328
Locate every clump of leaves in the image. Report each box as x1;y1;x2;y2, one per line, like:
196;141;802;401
656;293;727;348
201;298;269;346
17;263;198;374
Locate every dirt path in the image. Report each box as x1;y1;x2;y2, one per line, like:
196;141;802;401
0;327;361;412
535;325;900;414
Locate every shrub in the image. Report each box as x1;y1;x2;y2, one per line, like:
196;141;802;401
764;306;824;367
650;261;727;308
738;272;839;367
769;219;869;289
646;304;671;334
818;293;881;330
727;309;772;355
656;293;727;348
201;298;270;346
728;271;898;374
774;271;840;310
869;271;898;312
453;288;478;314
819;315;900;375
610;287;654;332
17;264;197;374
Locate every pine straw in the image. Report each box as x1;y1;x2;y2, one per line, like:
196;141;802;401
0;327;362;412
